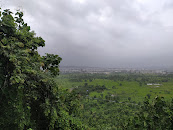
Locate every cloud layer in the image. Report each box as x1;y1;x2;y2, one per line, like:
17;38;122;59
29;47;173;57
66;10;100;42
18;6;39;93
1;0;173;67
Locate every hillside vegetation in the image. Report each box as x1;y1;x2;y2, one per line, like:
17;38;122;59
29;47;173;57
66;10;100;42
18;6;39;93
56;73;173;129
1;9;173;129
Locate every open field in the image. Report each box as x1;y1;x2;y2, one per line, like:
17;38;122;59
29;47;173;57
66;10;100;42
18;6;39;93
55;73;173;102
54;73;173;129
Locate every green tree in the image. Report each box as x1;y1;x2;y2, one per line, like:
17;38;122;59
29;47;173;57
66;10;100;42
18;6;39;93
0;9;86;130
128;96;173;129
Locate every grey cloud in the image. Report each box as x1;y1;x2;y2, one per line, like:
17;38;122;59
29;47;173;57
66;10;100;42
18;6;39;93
1;0;173;68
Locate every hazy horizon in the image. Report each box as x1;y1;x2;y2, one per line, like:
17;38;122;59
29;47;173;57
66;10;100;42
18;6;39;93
1;0;173;68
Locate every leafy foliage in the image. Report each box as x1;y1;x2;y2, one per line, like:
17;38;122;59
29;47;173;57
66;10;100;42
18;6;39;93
0;9;86;129
128;96;173;129
59;73;173;129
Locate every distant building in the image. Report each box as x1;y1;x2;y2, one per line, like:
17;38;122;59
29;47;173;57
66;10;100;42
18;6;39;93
147;83;162;86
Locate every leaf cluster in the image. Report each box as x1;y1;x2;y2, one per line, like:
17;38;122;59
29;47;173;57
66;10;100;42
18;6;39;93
128;96;173;129
0;9;86;129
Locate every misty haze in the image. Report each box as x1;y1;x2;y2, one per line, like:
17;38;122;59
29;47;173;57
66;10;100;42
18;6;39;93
2;0;173;68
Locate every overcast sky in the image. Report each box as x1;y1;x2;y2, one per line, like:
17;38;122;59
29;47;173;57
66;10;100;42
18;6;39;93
1;0;173;68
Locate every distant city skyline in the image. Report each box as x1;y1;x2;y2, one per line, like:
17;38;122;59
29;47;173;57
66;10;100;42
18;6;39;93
59;65;169;74
1;0;173;68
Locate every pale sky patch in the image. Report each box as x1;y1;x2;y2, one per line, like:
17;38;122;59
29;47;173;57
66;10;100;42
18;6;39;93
73;0;86;4
1;0;173;68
